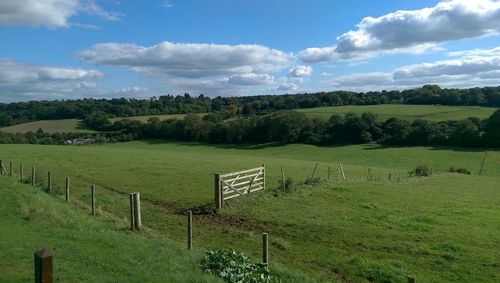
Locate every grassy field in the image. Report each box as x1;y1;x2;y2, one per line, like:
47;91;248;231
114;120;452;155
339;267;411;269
297;105;497;121
0;119;94;134
0;177;222;282
0;141;499;282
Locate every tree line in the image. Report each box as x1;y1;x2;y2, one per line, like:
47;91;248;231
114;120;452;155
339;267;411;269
1;84;500;127
91;109;500;148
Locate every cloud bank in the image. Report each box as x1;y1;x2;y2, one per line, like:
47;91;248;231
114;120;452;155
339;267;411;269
300;0;500;63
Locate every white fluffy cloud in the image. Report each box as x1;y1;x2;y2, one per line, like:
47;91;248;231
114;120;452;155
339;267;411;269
298;47;337;64
79;41;299;96
300;0;500;63
288;65;313;77
0;0;121;28
79;42;291;78
0;59;102;101
330;47;500;90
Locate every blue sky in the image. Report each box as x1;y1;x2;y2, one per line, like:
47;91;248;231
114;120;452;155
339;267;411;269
0;0;499;101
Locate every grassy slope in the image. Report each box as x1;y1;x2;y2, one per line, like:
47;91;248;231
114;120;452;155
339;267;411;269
297;105;497;121
0;119;95;134
0;177;220;283
0;141;499;282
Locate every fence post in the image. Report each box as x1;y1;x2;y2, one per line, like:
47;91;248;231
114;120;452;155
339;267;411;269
328;167;331;180
309;162;319;183
9;161;13;176
65;177;70;202
19;163;23;181
262;164;266;190
214;173;222;209
262;232;269;265
339;162;346;181
34;249;53;283
133;192;141;229
32;167;36;186
280;166;285;191
129;193;135;230
47;171;52;193
388;173;392;182
407;276;416;283
0;160;4;175
187;210;193;251
91;185;96;216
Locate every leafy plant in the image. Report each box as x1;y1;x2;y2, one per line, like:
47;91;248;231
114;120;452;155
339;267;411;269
200;249;271;283
411;165;431;177
448;167;471;175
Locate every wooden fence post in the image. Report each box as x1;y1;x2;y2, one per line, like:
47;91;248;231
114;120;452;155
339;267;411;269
280;166;285;191
34;249;53;283
262;232;269;265
339;162;346;181
262;164;266;190
187;210;193;251
388;173;392;182
91;185;96;216
309;162;319;183
32;167;36;186
65;177;70;202
9;161;13;176
133;192;141;229
47;171;52;193
129;193;135;230
214;173;222;209
19;163;23;181
0;160;4;175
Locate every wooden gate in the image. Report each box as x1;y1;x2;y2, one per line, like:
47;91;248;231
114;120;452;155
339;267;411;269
214;165;265;209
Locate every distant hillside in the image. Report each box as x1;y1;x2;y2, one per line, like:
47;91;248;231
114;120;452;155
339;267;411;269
298;105;497;122
1;84;499;128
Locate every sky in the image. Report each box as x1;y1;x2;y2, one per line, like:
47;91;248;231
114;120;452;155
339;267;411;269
1;0;500;102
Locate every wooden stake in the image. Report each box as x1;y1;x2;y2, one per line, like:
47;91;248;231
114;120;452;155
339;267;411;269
91;185;96;216
9;161;12;176
129;193;135;230
280;165;285;190
0;160;4;175
19;163;23;181
65;177;70;202
339;162;346;181
47;171;52;193
133;192;141;229
262;163;266;190
262;232;269;265
388;173;392;182
34;249;53;283
32;167;36;186
214;173;222;209
187;210;193;251
327;167;331;180
309;162;319;183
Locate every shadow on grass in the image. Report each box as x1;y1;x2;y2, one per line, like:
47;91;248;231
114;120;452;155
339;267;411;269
361;143;500;152
142;139;499;153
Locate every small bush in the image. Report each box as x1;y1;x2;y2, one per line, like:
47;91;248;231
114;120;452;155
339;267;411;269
200;249;271;283
411;165;431;177
448;167;471;175
278;177;294;193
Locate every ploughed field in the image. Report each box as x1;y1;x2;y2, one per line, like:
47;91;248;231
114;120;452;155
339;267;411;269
0;141;499;282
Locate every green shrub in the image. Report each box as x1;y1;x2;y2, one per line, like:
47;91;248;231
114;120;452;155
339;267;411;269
412;165;431;177
200;249;271;283
448;167;471;175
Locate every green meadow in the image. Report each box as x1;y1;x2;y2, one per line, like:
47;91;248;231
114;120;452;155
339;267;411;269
297;104;497;121
0;141;499;282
